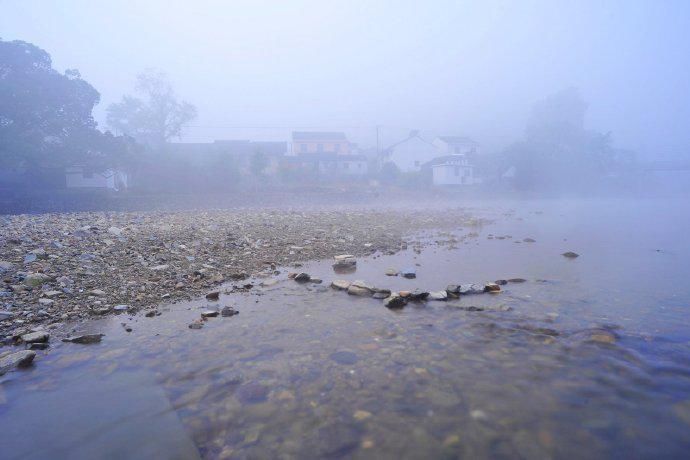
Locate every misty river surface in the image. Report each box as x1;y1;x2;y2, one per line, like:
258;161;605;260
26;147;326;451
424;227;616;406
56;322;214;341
2;198;690;459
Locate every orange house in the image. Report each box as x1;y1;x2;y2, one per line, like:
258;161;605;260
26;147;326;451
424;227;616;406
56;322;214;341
291;131;351;155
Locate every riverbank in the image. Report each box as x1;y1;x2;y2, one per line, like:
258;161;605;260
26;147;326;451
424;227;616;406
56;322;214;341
0;207;483;342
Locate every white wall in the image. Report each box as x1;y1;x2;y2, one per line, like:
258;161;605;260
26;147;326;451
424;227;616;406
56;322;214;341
65;169;128;190
432;164;474;185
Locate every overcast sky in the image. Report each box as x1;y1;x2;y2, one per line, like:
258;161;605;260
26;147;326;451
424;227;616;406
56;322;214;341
1;0;689;157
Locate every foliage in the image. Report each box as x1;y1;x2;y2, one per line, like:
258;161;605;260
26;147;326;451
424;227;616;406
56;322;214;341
107;69;197;149
502;87;614;191
0;39;133;171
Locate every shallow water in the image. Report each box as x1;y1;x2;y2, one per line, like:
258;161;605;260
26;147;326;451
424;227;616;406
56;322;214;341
2;199;690;459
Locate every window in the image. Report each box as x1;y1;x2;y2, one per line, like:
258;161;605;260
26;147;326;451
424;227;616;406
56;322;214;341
300;143;307;153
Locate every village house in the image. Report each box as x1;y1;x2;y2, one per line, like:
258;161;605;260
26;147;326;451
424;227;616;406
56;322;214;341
291;131;351;155
427;154;476;186
433;136;481;156
65;166;129;191
380;131;440;173
283;153;368;178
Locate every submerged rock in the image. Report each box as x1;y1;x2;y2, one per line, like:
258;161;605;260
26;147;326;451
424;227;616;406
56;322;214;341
508;278;527;283
385;268;399;276
329;351;359;365
201;310;219;318
562;251;579;258
408;289;430;301
0;350;36;376
62;334;104;344
333;255;357;270
205;291;220;300
459;284;484;295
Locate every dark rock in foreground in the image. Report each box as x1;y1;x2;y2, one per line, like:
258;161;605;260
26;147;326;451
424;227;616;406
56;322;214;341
0;350;36;375
62;334;104;344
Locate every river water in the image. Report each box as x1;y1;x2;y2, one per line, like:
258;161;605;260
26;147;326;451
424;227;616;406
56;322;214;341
1;198;690;459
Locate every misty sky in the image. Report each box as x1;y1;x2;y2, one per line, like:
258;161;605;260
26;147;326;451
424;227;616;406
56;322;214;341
1;0;689;158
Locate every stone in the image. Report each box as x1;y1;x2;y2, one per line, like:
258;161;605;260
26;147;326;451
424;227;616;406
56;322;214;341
329;351;359;365
89;289;107;297
236;383;269;404
0;350;36;376
408;289;430;301
205;291;220;300
107;226;123;237
508;278;527;283
23;273;51;287
113;304;129;312
347;280;374;297
221;306;239;317
62;334;104;344
401;268;416;279
294;272;311;283
385;268;398;276
353;410;372;421
459;284;484;295
494;279;508;285
372;291;390;299
428;290;448;301
28;342;49;350
22;331;49;343
446;284;460;294
38;298;54;306
484;283;501;292
201;310;219;318
383;295;407;309
562;251;579;258
0;261;13;272
188;321;204;329
331;280;351;290
0;311;14;321
523;238;536;243
333;255;357;268
150;264;169;271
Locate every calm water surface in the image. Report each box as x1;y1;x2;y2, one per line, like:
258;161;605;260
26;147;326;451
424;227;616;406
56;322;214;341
1;198;690;459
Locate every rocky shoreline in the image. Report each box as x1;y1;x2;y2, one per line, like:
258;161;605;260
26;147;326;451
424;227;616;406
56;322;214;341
0;208;483;345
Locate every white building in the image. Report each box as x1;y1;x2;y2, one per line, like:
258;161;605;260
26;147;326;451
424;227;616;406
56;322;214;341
381;132;440;173
65;166;128;191
433;136;481;156
430;154;476;186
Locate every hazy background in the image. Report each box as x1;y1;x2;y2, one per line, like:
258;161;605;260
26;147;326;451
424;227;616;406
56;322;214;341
1;0;688;158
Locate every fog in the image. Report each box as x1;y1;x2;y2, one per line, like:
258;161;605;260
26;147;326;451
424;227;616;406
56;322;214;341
2;0;689;158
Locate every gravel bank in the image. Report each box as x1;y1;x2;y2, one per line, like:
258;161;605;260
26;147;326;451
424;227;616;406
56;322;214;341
0;208;481;341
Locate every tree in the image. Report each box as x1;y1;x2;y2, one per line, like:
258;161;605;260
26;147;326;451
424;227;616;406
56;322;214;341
250;149;269;177
0;39;129;172
502;87;613;191
107;70;197;149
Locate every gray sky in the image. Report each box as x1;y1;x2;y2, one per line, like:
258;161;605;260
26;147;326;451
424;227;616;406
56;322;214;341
1;0;689;157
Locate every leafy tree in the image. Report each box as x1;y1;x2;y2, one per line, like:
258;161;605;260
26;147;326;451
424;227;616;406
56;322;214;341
0;39;130;171
107;70;197;149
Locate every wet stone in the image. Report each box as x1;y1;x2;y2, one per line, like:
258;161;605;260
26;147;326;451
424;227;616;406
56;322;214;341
331;280;351;290
205;291;220;300
62;334;104;344
221;306;239;317
201;310;219;318
22;331;49;344
0;350;36;376
294;273;311;283
401;268;417;279
562;251;580;258
428;290;448;301
329;351;359;365
385;268;399;276
484;283;501;292
508;278;527;283
383;295;407;309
